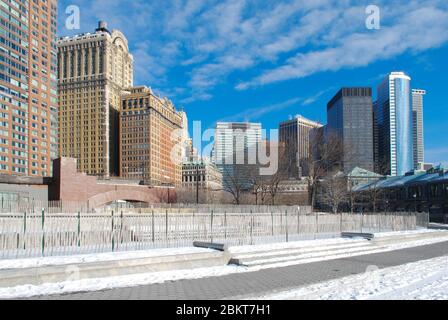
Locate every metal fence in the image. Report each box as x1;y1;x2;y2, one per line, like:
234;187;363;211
0;200;305;214
0;209;428;260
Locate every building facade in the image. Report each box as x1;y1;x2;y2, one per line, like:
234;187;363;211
374;72;414;176
119;86;183;187
57;21;133;177
182;160;223;191
0;0;59;177
327;88;374;173
279;115;322;177
412;89;426;170
213;122;262;189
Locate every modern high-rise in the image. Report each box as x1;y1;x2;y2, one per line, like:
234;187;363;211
57;21;134;177
119;86;183;186
327;88;374;173
412;89;426;170
213;122;262;188
279;115;322;177
0;0;59;177
374;72;414;176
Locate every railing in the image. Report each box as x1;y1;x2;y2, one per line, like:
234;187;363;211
0;209;428;260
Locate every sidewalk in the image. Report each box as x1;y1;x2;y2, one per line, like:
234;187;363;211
32;240;448;300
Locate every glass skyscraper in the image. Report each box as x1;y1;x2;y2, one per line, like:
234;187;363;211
374;72;414;176
412;89;426;170
327;88;374;174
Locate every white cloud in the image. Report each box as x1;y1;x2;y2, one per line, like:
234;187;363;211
238;5;448;89
219;97;302;123
60;0;448;102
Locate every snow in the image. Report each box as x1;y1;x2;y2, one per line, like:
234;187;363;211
0;229;447;299
0;265;246;299
0;247;213;270
250;255;448;300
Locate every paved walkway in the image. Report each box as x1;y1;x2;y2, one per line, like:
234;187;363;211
34;241;448;300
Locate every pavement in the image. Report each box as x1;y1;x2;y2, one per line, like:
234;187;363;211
30;240;448;300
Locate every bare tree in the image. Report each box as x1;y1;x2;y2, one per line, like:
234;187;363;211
319;172;348;214
304;131;344;211
222;164;257;205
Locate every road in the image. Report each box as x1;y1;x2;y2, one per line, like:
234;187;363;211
32;240;448;300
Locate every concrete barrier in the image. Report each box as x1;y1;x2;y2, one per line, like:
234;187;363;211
0;249;231;288
341;232;374;240
193;242;227;252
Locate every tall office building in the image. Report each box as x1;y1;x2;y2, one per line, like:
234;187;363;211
279;115;322;177
57;21;133;177
119;86;183;186
0;0;59;177
374;72;413;176
412;89;426;170
213;122;262;188
327;88;374;173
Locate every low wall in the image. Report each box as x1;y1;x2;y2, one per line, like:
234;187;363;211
51;158;172;207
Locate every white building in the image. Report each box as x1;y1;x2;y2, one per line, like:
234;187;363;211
213;122;262;189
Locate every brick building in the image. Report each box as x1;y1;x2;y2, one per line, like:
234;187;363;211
119;86;183;187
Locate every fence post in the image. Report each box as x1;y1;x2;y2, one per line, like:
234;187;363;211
285;210;289;243
41;208;45;256
120;211;124;245
165;210;168;243
378;212;381;232
361;211;364;233
315;213;318;240
224;211;227;240
152;210;155;244
340;212;343;233
271;211;274;237
192;211;195;241
210;210;214;243
23;211;27;250
111;211;115;252
77;212;81;247
297;208;300;237
250;210;254;245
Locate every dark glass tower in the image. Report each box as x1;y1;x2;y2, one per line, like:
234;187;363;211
327;88;374;173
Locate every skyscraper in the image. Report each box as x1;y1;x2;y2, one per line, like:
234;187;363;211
213;122;262;188
327;88;374;173
279;115;322;177
57;21;134;177
374;72;414;176
119;86;183;186
412;89;426;170
0;0;59;177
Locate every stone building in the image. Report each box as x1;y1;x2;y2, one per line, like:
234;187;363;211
57;21;133;177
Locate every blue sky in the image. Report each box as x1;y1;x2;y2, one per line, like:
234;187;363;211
58;0;448;166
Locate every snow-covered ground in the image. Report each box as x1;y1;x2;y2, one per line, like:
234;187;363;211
250;255;448;300
0;247;213;270
0;229;447;299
